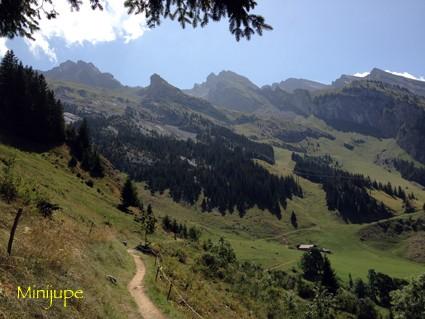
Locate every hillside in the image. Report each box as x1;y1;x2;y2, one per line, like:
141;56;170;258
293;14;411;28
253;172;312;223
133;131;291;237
1;123;424;318
2;56;423;318
312;81;425;164
0;141;143;318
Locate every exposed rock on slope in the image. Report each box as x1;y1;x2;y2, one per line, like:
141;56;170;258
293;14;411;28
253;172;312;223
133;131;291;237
43;60;123;89
313;81;425;163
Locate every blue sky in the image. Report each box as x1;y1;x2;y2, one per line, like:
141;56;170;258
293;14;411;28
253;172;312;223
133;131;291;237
2;0;425;88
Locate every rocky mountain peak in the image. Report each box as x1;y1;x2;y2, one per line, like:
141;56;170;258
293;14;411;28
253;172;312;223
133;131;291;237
43;60;122;89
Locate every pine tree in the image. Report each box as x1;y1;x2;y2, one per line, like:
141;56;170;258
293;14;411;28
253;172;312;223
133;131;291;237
72;119;91;160
90;149;104;178
78;119;91;150
354;279;367;299
0;50;64;144
291;211;298;228
140;204;156;245
321;256;339;294
162;215;171;231
188;226;201;242
301;248;324;282
348;273;354;290
172;218;178;234
121;177;139;209
201;198;207;212
404;199;415;214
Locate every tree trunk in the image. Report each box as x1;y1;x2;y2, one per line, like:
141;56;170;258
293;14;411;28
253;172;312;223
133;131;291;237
8;208;23;256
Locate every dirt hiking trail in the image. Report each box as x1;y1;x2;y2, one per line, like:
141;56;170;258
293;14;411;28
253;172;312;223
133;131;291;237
128;249;166;319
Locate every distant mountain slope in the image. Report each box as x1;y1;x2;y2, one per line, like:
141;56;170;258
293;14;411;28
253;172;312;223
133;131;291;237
260;85;315;116
271;78;329;93
185;71;274;113
367;68;425;97
333;68;425;97
313;80;425;164
44;61;425;165
332;74;361;88
139;74;228;122
43;60;123;89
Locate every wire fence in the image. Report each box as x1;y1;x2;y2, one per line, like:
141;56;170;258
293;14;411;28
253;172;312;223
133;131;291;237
154;255;205;319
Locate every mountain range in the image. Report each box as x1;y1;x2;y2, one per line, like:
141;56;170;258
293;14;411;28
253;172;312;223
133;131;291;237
42;60;425;165
44;59;425;99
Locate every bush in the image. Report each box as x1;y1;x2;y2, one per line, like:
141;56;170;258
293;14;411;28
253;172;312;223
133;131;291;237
173;249;187;264
36;198;61;218
86;179;94;188
335;289;358;314
0;157;18;203
356;298;378;319
68;157;77;168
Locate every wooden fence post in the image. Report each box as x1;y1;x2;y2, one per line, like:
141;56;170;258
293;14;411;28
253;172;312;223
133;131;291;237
89;221;95;235
8;208;23;256
155;267;160;282
167;282;173;300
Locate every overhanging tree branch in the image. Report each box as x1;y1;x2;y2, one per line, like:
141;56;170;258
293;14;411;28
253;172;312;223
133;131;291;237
0;0;272;41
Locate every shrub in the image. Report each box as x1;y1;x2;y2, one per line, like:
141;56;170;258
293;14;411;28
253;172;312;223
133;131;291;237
86;179;94;188
0;157;18;203
36;198;61;218
68;157;77;168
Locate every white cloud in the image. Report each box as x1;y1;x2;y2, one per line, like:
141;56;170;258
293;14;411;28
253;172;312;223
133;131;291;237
0;38;8;56
385;70;425;82
353;72;370;78
25;33;57;62
26;0;147;61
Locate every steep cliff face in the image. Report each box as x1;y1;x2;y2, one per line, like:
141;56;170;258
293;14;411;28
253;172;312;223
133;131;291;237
313;81;425;163
396;104;425;164
260;86;315;116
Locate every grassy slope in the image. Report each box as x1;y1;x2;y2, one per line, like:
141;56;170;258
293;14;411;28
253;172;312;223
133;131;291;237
1;113;424;318
0;142;143;318
134;148;424;283
230;116;425;280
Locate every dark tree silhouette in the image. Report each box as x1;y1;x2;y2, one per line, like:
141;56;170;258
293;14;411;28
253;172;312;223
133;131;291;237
121;177;139;209
0;50;65;144
292;153;400;223
89;115;303;218
393;158;425;188
354;279;367;299
367;269;406;308
66;119;104;177
37;199;60;218
0;0;272;41
139;203;156;244
321;256;339;294
161;215;202;241
300;248;324;282
291;211;298;228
